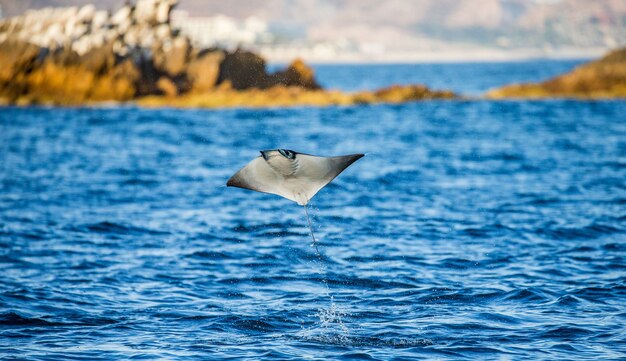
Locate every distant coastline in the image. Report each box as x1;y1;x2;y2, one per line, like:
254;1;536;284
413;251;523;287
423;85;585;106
488;47;626;99
0;1;624;108
0;1;456;108
260;48;605;65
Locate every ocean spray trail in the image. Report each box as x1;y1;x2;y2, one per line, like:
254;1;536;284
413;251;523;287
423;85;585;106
301;204;351;343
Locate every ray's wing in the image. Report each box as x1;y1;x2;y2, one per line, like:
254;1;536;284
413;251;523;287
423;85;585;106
294;153;364;202
226;156;293;201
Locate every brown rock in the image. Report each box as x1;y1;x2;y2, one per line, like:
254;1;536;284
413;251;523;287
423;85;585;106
0;2;460;107
103;58;141;100
217;49;268;90
187;50;225;92
156;76;178;97
132;51;161;96
365;84;456;102
488;47;626;98
0;39;41;86
270;58;320;89
0;38;142;104
24;58;139;104
153;37;190;76
80;41;117;73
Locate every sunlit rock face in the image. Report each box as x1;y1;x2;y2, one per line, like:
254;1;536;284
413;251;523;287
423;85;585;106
0;0;328;105
0;0;189;104
487;47;626;99
0;1;454;106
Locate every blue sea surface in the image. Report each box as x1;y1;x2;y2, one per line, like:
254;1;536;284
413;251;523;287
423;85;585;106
310;59;587;94
1;62;625;360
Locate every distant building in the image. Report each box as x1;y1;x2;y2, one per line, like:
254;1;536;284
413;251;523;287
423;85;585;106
170;10;273;49
170;10;360;62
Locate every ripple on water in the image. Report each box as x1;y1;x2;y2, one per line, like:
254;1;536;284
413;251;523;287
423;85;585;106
1;97;625;359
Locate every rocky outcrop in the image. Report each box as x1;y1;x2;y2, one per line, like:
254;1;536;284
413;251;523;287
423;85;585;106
0;2;174;57
0;0;181;103
138;83;456;109
0;38;139;104
217;49;268;90
186;50;225;93
270;59;321;89
487;47;626;99
215;51;322;90
353;85;455;104
0;0;327;105
0;1;454;107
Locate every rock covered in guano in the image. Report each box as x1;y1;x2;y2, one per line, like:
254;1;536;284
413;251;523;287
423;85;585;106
0;0;455;106
0;0;322;105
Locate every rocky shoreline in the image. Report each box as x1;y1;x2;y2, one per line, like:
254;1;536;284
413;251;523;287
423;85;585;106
0;0;455;108
487;47;626;99
1;1;623;107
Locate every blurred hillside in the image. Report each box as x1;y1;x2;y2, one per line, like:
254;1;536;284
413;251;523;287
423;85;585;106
2;0;625;61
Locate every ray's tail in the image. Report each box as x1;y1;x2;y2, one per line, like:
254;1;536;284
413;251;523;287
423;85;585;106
304;205;322;257
303;204;350;336
303;204;329;295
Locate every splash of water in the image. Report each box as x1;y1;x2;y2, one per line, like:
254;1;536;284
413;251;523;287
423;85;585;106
316;296;350;340
303;204;350;341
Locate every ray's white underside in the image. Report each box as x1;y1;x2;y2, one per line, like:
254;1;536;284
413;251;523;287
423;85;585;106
227;152;364;205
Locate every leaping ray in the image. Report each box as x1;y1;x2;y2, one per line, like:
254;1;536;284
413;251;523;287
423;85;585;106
228;149;362;319
227;149;364;205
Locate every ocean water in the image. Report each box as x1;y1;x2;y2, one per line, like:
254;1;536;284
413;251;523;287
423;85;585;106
309;59;587;95
1;62;626;360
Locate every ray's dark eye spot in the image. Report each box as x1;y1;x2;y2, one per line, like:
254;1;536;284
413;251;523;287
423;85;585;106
278;149;295;159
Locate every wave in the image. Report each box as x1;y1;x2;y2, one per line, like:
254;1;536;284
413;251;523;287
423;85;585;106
71;221;169;236
537;222;623;240
0;312;117;328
